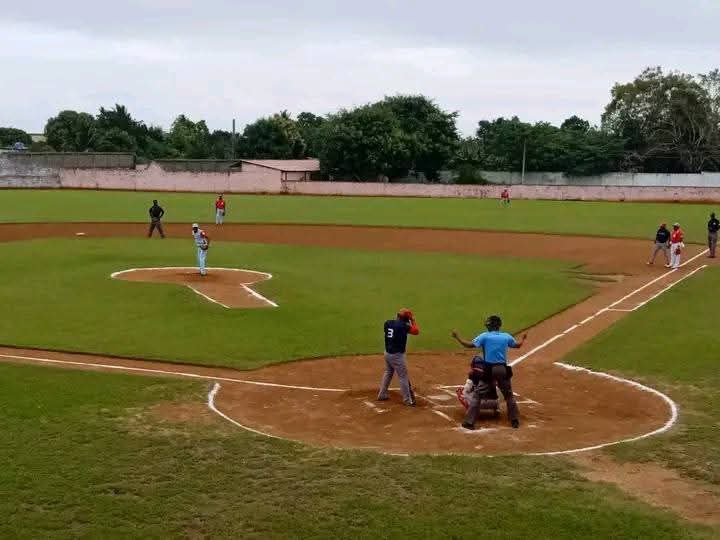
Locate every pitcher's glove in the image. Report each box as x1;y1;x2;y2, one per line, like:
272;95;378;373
201;243;209;251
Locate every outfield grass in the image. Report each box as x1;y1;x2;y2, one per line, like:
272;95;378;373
0;189;717;243
565;267;720;486
0;362;713;539
0;238;588;368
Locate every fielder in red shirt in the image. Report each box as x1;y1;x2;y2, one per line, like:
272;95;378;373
215;195;226;225
668;222;685;269
501;188;510;206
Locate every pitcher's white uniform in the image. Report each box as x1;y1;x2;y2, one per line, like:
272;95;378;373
191;223;210;275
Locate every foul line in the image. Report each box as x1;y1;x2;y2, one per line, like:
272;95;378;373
527;363;679;456
110;267;279;308
208;383;286;440
510;250;708;368
0;352;346;392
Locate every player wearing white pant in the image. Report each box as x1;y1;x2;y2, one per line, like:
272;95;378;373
215;195;226;225
191;223;210;276
667;223;684;269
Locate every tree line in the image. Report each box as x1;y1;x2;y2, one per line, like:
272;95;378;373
2;67;719;179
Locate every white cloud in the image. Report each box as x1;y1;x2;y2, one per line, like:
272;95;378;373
0;1;718;135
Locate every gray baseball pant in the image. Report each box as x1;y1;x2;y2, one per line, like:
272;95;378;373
148;220;165;238
709;232;717;258
378;352;414;404
649;241;669;264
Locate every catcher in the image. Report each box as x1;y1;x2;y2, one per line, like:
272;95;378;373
456;355;500;418
191;223;210;276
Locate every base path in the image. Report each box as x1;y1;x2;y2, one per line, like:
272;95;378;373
1;222;715;455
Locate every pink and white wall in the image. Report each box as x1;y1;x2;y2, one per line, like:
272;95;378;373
2;158;720;201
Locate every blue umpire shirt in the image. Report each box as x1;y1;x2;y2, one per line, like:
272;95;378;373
472;331;517;364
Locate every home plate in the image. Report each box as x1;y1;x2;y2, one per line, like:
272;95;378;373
454;427;499;435
427;394;453;401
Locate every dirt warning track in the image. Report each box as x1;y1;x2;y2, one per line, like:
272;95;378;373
0;222;714;455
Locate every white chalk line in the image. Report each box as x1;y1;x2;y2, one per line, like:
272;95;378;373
110;267;278;308
0;352;346;392
510;250;709;368
527;363;679;456
208;383;286;440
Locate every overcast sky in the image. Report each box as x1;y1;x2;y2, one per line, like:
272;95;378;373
1;0;718;135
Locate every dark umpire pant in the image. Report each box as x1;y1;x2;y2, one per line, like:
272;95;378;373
463;363;519;425
148;219;165;238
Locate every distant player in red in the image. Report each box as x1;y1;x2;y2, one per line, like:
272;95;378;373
501;188;510;206
215;195;226;225
668;222;685;269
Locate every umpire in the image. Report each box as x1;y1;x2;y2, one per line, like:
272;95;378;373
708;212;719;259
452;316;527;429
148;199;165;238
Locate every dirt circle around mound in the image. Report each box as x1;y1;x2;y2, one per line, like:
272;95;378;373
111;267;276;308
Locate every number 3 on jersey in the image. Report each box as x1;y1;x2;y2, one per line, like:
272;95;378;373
386;328;394;338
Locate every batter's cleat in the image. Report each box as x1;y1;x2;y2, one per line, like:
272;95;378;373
511;419;520;429
461;422;475;430
376;396;389;402
403;400;416;407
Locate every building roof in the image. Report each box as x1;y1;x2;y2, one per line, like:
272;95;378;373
231;159;320;172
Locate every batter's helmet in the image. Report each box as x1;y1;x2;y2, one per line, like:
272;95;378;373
397;308;414;321
485;315;502;331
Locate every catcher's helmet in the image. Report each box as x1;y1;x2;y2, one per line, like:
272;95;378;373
485;315;502;331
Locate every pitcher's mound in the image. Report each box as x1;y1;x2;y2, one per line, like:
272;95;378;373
111;267;277;309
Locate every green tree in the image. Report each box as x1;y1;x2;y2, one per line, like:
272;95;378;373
603;67;720;172
167;115;211;159
44;110;96;152
91;127;137;152
296;112;325;157
0;127;32;147
380;95;459;180
242;111;306;159
318;104;409;179
561;115;590;133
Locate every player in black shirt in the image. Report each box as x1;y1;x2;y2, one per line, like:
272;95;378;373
377;308;420;406
708;212;719;258
148;199;165;238
647;223;670;266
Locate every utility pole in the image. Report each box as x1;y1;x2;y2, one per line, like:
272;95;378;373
231;119;236;160
521;139;527;185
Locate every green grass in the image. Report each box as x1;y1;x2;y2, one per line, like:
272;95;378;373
0;238;588;368
1;189;717;242
0;362;712;539
565;267;720;486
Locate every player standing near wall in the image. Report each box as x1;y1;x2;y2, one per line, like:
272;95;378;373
501;188;511;206
215;195;226;225
377;309;420;406
148;200;165;238
191;223;210;276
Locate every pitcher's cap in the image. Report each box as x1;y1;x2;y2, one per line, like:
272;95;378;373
192;223;199;228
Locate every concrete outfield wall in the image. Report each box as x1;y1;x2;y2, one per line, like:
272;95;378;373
59;162;281;193
282;180;720;201
479;171;720;188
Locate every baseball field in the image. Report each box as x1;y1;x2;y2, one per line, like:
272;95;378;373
1;190;719;538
